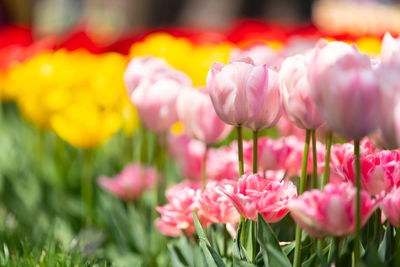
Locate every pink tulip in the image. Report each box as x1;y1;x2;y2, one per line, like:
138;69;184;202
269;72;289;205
375;60;400;149
207;59;282;131
276;114;306;139
279;54;324;130
123;56;172;95
243;136;292;172
308;40;380;140
284;135;326;176
198;180;240;225
155;182;206;237
380;187;400;226
168;134;243;181
207;145;242;181
98;163;155;200
220;173;297;222
230;44;283;68
131;70;191;133
167;134;204;181
337;150;400;195
381;33;400;64
289;183;380;238
176;88;232;145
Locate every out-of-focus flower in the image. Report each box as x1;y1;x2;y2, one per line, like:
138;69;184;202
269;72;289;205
230;43;283;68
176;88;232;145
129;33;232;86
4;50;137;147
131;69;191;133
243;136;291;172
155;182;204;237
337;150;400;195
279;53;324;130
309;40;380;140
198;180;240;225
98;163;155;200
168;134;242;181
123;56;172;95
284;135;326;176
276;114;306;139
168;134;204;181
375;58;400;149
207;59;281;130
289;183;380;238
221;173;297;222
381;187;400;226
381;33;400;64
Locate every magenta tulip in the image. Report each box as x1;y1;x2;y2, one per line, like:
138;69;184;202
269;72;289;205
289;183;380;238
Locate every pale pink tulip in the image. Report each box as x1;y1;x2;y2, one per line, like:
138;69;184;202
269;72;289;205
375;60;400;149
381;187;400;226
131;71;191;132
381;33;400;64
207;144;243;181
155;182;205;237
220;173;297;222
276;114;306;139
230;44;283;68
289;183;380;238
123;56;172;94
337;150;400;195
98;163;155;200
176;88;232;145
198;180;240;225
308;40;380;140
279;54;324;130
207;59;282;130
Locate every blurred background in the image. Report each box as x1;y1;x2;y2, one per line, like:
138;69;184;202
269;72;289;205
1;0;399;37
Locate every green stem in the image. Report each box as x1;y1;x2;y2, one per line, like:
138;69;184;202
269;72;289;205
311;130;318;189
237;126;244;176
202;145;209;190
322;131;333;187
155;133;167;205
293;129;311;267
140;125;148;165
334;238;340;266
252;130;258;174
81;149;94;225
354;139;361;265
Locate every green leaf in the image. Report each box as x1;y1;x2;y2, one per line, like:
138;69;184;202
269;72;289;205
193;211;226;267
233;257;258;267
365;243;387;267
257;214;291;267
378;224;393;262
168;243;187;267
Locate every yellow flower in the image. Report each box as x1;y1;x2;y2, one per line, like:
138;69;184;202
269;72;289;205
129;33;233;86
4;49;140;147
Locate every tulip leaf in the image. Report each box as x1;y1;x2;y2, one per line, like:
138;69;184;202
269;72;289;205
193;211;226;267
378;224;393;262
365;243;387;267
234;220;250;262
257;213;291;267
168;243;188;267
233;257;258;267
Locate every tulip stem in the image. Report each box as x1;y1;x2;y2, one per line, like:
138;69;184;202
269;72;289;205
202;145;209;190
322;131;333;187
252;130;258;174
140;125;148;165
311;130;318;189
155;133;167;205
334;237;340;266
237;126;244;176
81;149;94;225
354;139;361;265
293;129;311;267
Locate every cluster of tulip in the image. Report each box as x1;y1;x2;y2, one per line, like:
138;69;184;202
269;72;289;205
2;22;400;265
102;31;400;266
